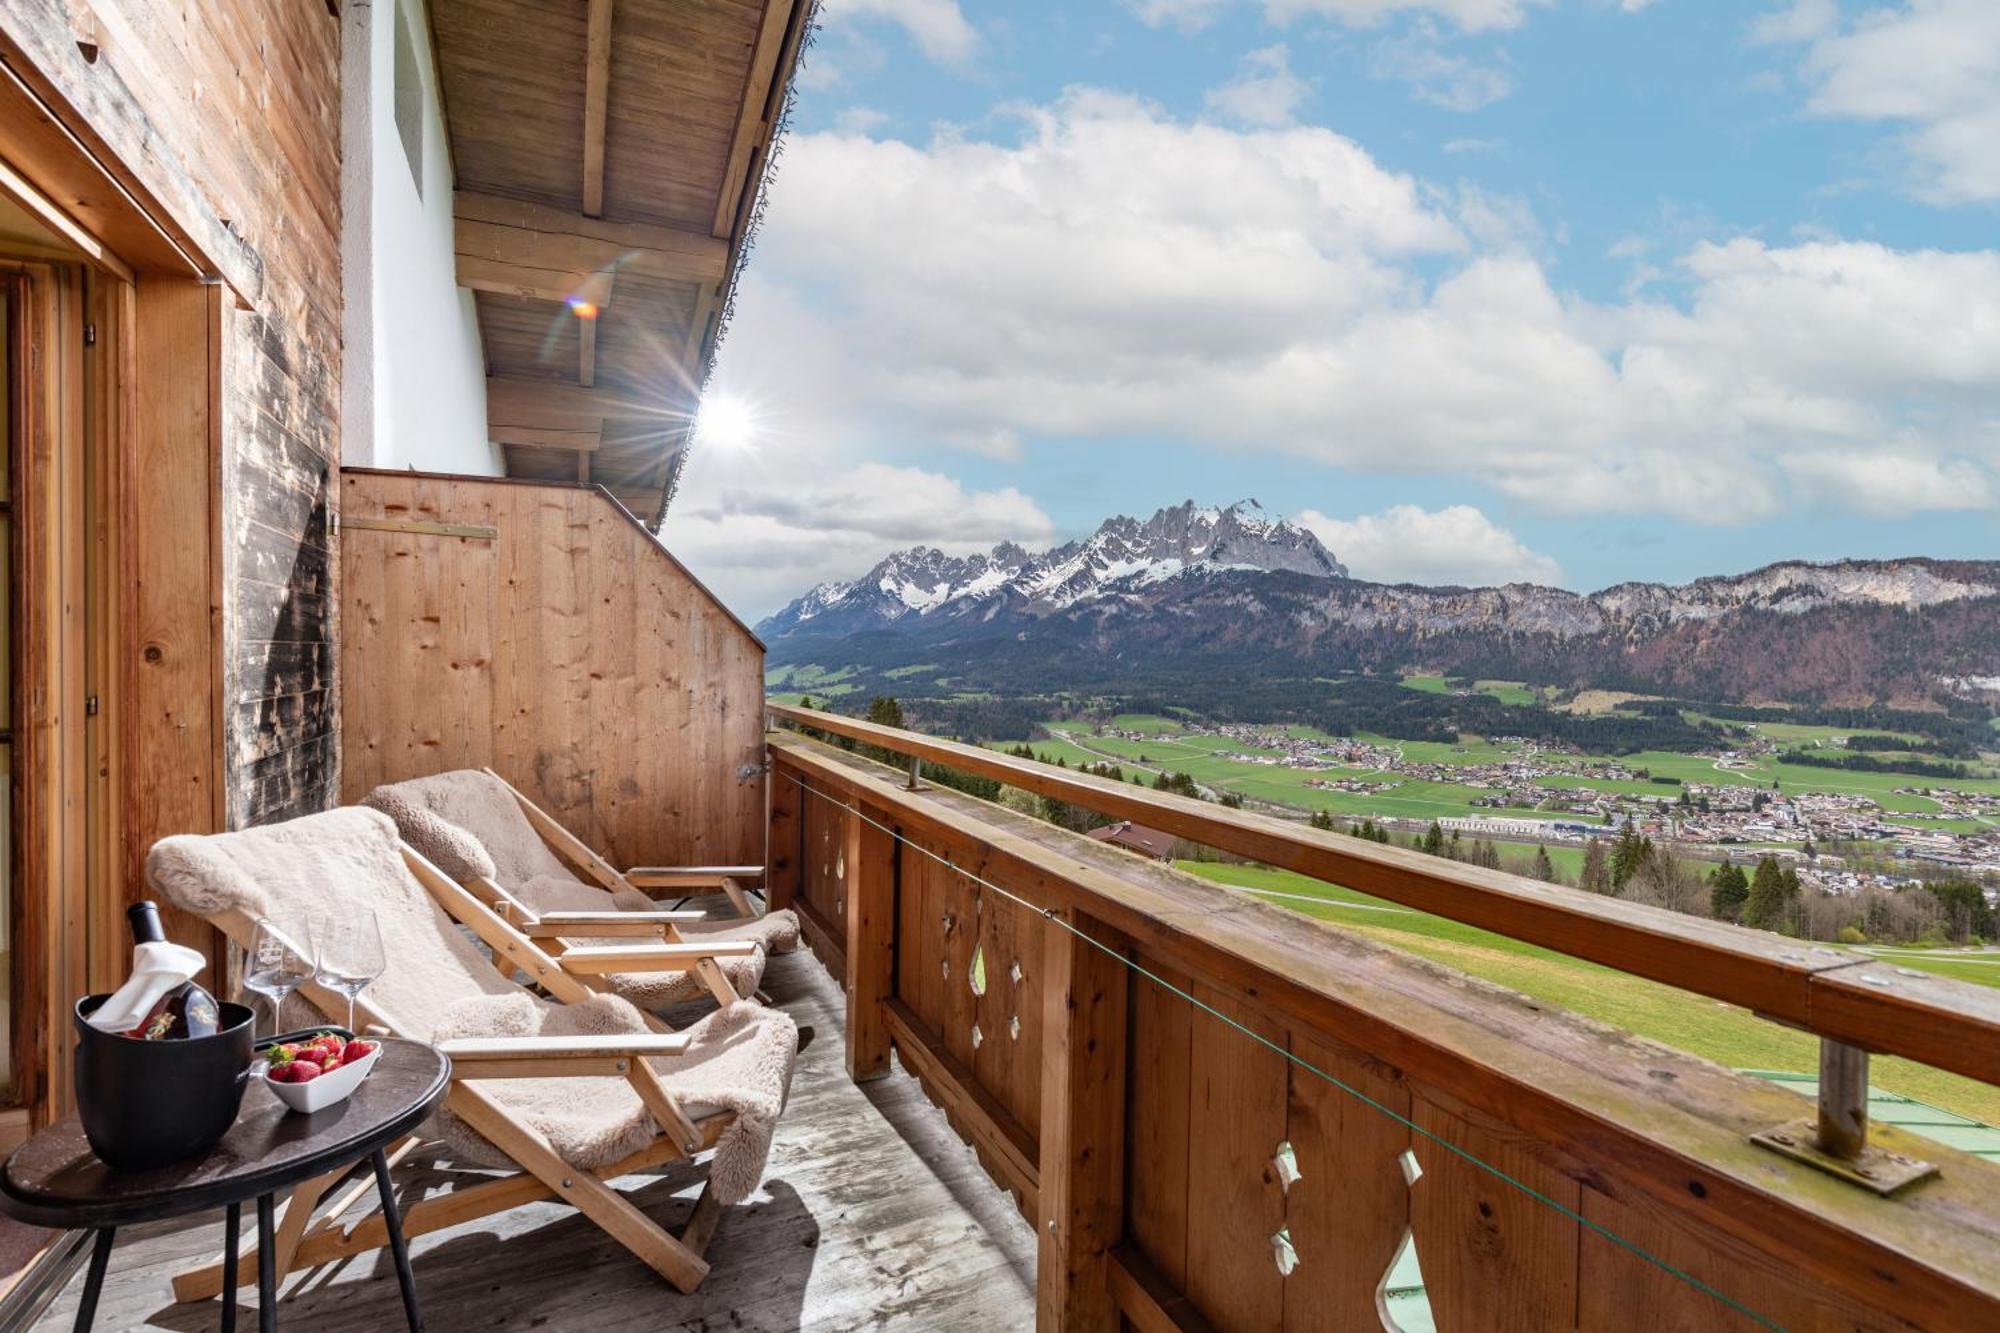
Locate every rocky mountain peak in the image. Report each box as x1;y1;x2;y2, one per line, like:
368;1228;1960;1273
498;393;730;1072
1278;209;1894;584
761;499;1348;637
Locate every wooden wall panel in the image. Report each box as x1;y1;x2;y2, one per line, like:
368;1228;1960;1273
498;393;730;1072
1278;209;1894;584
800;772;847;941
339;469;765;870
16;0;348;828
1409;1096;1579;1331
1126;957;1195;1292
1281;1031;1411;1333
126;278;223;954
1183;981;1289;1331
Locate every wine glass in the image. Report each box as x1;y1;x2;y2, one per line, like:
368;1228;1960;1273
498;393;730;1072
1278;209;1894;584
243;918;313;1040
313;913;386;1034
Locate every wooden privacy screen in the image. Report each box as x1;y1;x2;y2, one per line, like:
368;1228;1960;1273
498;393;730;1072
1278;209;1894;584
339;468;766;868
769;733;2000;1332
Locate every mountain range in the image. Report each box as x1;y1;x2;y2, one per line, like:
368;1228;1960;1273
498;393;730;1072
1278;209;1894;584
758;501;2000;708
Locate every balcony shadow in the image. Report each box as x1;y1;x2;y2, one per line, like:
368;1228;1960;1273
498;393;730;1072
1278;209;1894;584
131;1171;819;1332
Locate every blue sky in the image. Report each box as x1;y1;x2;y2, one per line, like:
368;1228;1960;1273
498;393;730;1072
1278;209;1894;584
671;1;2000;617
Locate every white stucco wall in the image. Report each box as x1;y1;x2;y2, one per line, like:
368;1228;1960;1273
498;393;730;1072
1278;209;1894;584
340;0;499;474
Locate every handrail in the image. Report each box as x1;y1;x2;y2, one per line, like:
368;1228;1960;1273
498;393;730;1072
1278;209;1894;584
768;703;2000;1088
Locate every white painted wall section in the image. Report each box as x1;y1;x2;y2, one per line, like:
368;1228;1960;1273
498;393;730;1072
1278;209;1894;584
340;0;499;475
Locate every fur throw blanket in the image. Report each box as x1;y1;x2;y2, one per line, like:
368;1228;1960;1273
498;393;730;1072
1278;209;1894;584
147;808;519;1038
363;771;571;890
433;991;798;1204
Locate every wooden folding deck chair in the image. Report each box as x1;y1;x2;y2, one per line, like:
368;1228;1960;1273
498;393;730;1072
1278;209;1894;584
363;769;798;1011
146;807;798;1301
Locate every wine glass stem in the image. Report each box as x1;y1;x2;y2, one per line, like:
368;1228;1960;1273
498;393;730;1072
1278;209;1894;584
346;994;356;1033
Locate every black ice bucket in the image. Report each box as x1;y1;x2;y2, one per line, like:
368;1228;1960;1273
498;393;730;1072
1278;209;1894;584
73;996;256;1172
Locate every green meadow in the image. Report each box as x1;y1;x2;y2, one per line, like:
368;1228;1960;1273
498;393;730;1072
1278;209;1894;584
1183;861;2000;1125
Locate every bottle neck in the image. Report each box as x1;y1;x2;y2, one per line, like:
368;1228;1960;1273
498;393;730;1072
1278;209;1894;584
127;901;167;946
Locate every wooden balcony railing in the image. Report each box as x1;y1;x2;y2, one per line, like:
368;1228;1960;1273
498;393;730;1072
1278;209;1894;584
765;706;2000;1331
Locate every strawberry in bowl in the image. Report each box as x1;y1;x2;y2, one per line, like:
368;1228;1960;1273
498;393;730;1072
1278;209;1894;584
258;1031;382;1113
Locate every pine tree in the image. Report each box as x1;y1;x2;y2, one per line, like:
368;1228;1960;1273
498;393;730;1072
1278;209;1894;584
1743;856;1795;931
865;696;905;730
1581;838;1611;894
1421;821;1445;857
1309;809;1335;831
1611;826;1653;889
1709;864;1749;921
1447;829;1463;860
1532;846;1556;883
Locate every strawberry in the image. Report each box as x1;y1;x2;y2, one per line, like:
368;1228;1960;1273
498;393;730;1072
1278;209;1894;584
263;1042;301;1064
307;1033;345;1057
267;1059;321;1084
340;1039;378;1066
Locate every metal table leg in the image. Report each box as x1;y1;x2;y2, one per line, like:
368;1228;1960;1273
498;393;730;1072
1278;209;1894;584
256;1193;276;1333
71;1227;115;1333
222;1201;241;1333
371;1149;424;1331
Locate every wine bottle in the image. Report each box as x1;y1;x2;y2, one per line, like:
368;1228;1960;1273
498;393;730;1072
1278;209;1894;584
123;902;221;1040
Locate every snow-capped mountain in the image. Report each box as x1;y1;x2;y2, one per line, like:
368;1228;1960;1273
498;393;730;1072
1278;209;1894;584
756;500;2000;708
761;500;1347;637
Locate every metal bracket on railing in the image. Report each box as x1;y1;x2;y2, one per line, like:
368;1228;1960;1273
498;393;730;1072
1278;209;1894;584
1749;1038;1938;1195
904;754;926;791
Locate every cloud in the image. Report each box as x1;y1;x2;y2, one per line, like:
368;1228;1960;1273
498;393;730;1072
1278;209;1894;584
1204;45;1311;127
1371;24;1516;110
823;0;979;65
833;106;892;135
1267;0;1553;33
669;458;1055;617
1760;0;2000;204
1125;0;1232;33
1295;504;1566;585
1442;135;1507;154
702;88;2000;548
1778;450;1996;518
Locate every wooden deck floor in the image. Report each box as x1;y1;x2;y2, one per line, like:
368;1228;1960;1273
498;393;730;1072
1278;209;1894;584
31;950;1037;1331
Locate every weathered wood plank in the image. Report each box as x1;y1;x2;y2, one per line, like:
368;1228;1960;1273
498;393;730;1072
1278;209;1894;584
846;801;895;1082
338;470;764;868
1037;911;1128;1331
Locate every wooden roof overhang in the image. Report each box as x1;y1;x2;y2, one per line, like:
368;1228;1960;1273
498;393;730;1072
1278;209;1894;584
430;0;812;525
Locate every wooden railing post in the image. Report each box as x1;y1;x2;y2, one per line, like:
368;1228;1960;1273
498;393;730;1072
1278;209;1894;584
767;754;800;913
844;800;895;1082
1038;910;1129;1331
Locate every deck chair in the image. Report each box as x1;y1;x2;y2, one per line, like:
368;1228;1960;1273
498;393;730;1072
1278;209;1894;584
146;806;799;1298
363;769;799;1010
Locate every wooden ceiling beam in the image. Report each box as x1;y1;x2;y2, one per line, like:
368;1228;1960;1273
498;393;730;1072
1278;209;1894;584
579;274;614;388
712;0;799;238
457;255;614;306
490;425;602;452
583;0;614;218
455;192;726;286
486;375;690;432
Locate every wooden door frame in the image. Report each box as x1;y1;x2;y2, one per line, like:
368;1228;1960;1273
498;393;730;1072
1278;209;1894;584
0;154;227;1132
0;255;89;1135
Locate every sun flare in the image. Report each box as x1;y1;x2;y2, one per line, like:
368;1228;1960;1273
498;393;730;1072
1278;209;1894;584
695;393;758;455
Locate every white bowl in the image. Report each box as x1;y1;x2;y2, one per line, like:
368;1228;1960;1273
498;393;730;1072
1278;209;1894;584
258;1046;381;1114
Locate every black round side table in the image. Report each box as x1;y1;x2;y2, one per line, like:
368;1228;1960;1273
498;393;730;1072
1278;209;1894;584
0;1038;450;1333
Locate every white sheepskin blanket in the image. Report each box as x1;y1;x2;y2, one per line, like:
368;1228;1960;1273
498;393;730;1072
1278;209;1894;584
364;770;796;1005
433;990;797;1203
146;808;797;1204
